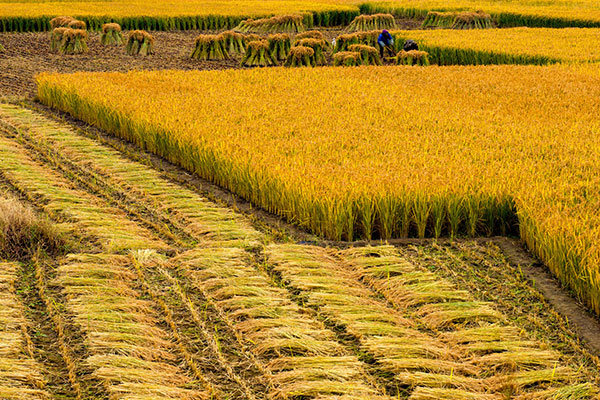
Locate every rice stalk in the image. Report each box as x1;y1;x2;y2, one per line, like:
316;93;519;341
100;23;123;46
126;30;154;56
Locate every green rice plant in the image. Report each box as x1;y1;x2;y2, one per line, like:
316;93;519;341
267;33;291;61
395;50;431;66
50;27;67;52
219;30;245;54
235;14;305;34
333;50;362;66
347;44;382;65
346;13;396;32
284;45;316;67
294;37;328;65
126;30;154;56
58;28;88;55
191;34;229;60
453;11;493;29
100;23;123;46
241;40;276;66
49;15;74;29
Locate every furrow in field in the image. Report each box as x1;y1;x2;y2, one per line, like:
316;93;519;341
132;250;270;400
0;103;262;248
0;262;50;400
57;253;209;399
0;128;167;252
170;247;391;400
338;246;597;399
266;244;492;398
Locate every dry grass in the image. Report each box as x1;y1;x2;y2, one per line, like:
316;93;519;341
0;195;65;260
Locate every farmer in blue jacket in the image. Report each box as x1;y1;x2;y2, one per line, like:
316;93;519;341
377;29;394;58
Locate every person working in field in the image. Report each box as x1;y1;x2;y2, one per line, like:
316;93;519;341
377;29;394;58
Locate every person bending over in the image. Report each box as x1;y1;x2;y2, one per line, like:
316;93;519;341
377;29;394;57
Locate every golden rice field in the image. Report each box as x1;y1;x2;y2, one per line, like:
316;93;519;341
36;64;600;318
364;0;600;26
391;27;600;64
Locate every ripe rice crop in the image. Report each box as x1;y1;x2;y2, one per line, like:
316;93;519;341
36;64;600;317
0;1;359;32
391;27;600;65
360;0;600;28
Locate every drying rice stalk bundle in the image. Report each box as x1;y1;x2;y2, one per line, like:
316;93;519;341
50;27;68;52
267;33;291;61
422;10;492;29
284;45;315;67
100;23;123;46
294;38;328;65
235;14;305;34
243;33;261;44
395;50;431;65
126;30;154;56
453;11;493;29
49;16;74;29
241;40;276;66
347;44;382;65
346;13;396;32
67;19;86;30
295;30;324;41
333;51;362;66
191;34;229;60
334;31;379;52
58;28;88;55
220;30;245;54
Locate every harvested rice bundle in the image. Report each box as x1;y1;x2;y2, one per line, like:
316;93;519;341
453;11;493;29
294;38;328;65
295;30;324;41
395;50;430;66
284;45;315;67
241;40;276;67
347;44;381;65
59;28;88;55
334;33;359;52
356;30;380;47
267;33;291;61
50;27;68;52
126;30;154;56
422;11;457;28
191;34;229;60
49;16;74;29
220;30;245;54
100;23;123;46
346;13;396;33
236;14;305;34
333;51;362;66
68;19;86;30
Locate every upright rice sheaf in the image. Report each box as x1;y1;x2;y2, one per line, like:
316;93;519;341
101;23;124;46
126;30;154;56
